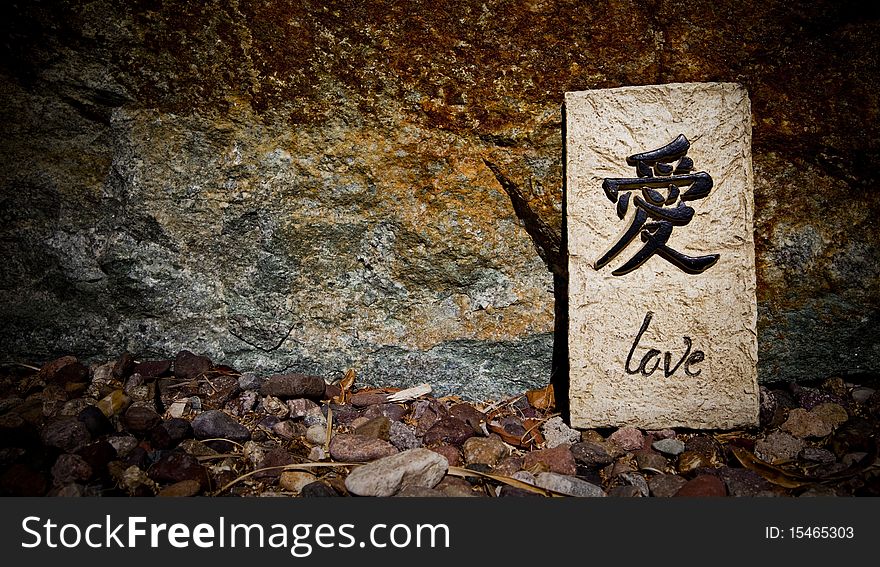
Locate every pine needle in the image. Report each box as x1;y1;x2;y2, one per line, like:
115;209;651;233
324;405;333;451
211;462;359;495
447;466;562;497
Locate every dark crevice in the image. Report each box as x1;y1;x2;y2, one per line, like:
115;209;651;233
483;128;570;421
228;323;298;354
482;159;566;278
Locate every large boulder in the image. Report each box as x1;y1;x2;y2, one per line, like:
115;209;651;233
0;1;877;399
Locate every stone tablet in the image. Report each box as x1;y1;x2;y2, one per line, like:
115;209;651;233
565;83;759;430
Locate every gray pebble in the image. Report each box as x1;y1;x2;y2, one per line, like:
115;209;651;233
541;416;581;448
535;472;606;497
192;410;251;442
389;421;422;451
345;448;448;497
652;438;685;456
238;372;265;391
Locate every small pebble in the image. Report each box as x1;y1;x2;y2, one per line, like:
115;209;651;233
534;472;606;497
329;433;398;462
540;416;581;448
51;454;93;486
648;474;688;497
675;474;727;497
287;398;319;418
800;446;837;464
192;410;251;442
430;445;461;467
279;471;318;494
842;452;868;467
389;421;422;451
652;438;686;456
42;418;91;453
851;387;875;403
306;424;327;445
608;426;645;451
755;432;805;464
462;435;509;466
301;481;338;497
344;448;448;497
238;372;265;391
158;479;202;497
261;374;326;399
523;445;577;476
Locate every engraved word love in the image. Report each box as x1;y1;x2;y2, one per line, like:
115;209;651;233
625;311;705;377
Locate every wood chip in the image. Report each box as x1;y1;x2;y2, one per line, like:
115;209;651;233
386;383;432;403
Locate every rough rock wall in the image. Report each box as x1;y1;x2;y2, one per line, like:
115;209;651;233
1;0;878;398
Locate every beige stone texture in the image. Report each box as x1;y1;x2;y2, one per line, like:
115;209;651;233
566;83;759;430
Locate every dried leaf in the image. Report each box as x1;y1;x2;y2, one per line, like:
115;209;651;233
386;383;432;403
324;406;333;451
340;369;356;391
482;394;525;421
210;365;241;376
487;420;543;450
522;418;546;447
730;446;812;489
332;369;357;404
526;383;555;411
212;461;361;496
488;423;531;449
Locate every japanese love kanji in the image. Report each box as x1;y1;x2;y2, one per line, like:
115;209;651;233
594;134;720;276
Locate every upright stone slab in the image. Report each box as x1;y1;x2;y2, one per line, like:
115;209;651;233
565;83;759;430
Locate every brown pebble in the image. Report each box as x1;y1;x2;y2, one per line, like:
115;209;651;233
354;416;392;441
423;417;475;446
350;391;389;407
523;445;577;476
430;444;462;467
675;474;727;497
158;479;202;497
328;433;398;462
